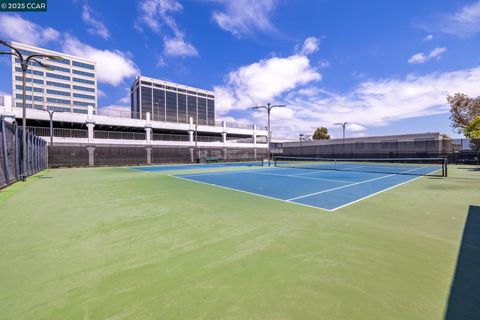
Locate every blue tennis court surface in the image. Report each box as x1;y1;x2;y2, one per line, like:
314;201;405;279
172;164;442;211
131;161;263;172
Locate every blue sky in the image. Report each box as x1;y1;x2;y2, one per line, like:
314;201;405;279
1;0;480;139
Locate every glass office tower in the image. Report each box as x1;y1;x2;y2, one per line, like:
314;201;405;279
11;42;97;114
130;76;215;125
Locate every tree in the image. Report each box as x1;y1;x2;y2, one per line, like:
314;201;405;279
447;93;480;133
464;116;480;157
312;127;330;140
464;115;480;139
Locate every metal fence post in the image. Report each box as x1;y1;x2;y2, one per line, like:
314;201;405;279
1;120;10;185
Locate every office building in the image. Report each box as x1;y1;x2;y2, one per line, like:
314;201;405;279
130;76;215;125
11;42;97;114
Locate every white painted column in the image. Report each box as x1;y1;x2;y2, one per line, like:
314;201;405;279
145;112;152;145
188;116;194;144
86;105;95;143
253;124;258;159
146;147;152;164
87;146;95;166
222;120;227;145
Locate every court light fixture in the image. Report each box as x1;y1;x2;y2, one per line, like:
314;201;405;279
252;103;286;166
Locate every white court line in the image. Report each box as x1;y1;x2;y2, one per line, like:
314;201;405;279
329;167;442;211
170;175;334;212
172;166;441;212
287;165;368;176
287;166;430;201
247;171;352;184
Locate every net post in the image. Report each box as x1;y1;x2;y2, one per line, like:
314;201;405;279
444;158;448;177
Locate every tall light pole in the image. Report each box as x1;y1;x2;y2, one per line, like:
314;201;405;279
334;122;349;156
43;108;63;147
252;103;286;166
0;40;63;181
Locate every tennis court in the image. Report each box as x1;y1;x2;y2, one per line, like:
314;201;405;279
172;157;446;211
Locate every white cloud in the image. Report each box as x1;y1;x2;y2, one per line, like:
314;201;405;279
423;34;434;41
138;0;182;33
137;0;197;58
347;123;367;132
62;36;138;86
212;0;278;37
163;36;198;57
81;3;110;40
297;37;320;55
214;53;321;115
0;15;137;87
408;47;447;64
215;39;480;138
423;1;480;37
0;14;60;46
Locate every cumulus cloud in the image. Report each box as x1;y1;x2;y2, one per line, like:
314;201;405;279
408;47;447;64
137;0;197;58
214;53;321;114
0;14;60;46
62;36;138;86
215;39;480;138
212;0;279;37
163;36;198;57
273;66;480;137
81;3;110;39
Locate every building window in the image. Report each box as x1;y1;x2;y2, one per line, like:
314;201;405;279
178;93;187;123
47;81;71;89
197;97;207;125
73;93;95;100
165;90;177;122
72;69;95;77
52;66;70;73
207;99;215;125
16;94;43;101
46;73;70;81
72;85;95;92
73;77;95;85
15;67;44;76
141;86;153;119
15;85;43;93
73;101;95;107
73;109;89;114
46;97;71;104
72;61;95;70
16;76;44;84
153;88;165;121
47;89;71;97
187;95;196;124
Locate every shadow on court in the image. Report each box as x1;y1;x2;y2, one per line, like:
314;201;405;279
444;205;480;320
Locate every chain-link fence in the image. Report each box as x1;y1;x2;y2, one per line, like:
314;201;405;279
0;120;47;189
48;144;268;168
280;139;480;164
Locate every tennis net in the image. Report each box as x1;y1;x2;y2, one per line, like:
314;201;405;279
273;156;448;177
